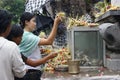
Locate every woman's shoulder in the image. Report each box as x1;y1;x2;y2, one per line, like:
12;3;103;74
22;31;40;41
23;31;35;37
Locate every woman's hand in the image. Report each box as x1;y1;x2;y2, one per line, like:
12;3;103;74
54;15;62;25
47;52;58;59
38;15;62;45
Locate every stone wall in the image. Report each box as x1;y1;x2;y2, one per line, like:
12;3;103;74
56;0;86;18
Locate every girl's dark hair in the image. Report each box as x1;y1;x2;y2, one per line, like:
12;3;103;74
7;24;23;41
20;12;36;29
0;10;13;34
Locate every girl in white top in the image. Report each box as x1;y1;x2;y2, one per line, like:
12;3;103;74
19;12;61;70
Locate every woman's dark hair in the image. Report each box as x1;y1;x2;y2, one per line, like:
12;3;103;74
7;24;23;41
20;12;36;29
0;9;13;34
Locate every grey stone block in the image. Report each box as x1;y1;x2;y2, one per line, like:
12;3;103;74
106;58;120;71
109;54;120;59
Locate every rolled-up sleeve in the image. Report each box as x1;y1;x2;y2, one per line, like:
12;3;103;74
11;45;26;78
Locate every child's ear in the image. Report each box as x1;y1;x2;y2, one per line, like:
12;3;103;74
12;37;16;41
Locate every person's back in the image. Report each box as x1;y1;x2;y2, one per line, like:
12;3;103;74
0;9;26;80
0;37;26;80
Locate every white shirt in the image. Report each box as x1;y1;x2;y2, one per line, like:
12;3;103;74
19;31;42;70
26;46;42;70
0;37;26;80
25;0;47;13
111;0;120;7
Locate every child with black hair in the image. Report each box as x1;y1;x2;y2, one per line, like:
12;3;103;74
0;9;26;80
53;22;67;48
7;24;58;80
